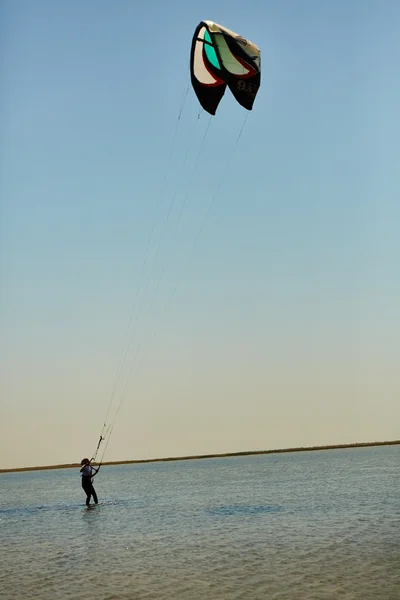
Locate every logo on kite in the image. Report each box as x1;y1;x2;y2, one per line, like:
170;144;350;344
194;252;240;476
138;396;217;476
190;20;261;115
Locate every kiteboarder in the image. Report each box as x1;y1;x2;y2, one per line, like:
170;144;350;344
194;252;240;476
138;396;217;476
80;458;99;506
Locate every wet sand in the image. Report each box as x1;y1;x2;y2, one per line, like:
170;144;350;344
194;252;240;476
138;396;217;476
1;439;398;473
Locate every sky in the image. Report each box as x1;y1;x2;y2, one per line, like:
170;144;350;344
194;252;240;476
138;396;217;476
1;0;399;469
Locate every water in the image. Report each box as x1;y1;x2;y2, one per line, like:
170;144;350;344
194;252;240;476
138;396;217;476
1;446;399;599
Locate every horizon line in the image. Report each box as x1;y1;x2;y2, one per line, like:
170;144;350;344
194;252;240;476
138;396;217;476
1;439;399;474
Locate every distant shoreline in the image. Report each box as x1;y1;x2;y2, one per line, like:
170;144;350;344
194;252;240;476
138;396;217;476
1;439;398;474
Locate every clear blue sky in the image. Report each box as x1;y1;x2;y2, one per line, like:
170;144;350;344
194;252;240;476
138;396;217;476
1;0;399;469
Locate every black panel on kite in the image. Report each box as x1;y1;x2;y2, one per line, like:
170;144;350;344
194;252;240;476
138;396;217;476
190;20;261;115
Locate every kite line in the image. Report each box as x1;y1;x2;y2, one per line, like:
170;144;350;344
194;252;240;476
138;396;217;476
89;19;261;465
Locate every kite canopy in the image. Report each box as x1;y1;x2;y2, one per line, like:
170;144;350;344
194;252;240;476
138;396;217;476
190;20;261;115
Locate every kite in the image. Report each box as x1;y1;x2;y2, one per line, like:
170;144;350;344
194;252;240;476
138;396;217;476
190;20;261;115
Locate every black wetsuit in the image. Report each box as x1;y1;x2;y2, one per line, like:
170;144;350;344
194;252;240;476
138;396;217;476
81;468;98;506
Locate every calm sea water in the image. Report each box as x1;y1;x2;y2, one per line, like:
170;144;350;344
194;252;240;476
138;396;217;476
0;446;399;600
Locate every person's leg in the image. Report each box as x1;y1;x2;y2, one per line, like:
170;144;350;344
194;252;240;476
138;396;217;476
90;483;98;504
82;481;92;505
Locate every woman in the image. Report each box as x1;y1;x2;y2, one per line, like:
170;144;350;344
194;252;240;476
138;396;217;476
80;458;99;506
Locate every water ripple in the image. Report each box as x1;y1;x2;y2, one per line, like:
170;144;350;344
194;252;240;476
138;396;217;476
1;446;399;599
